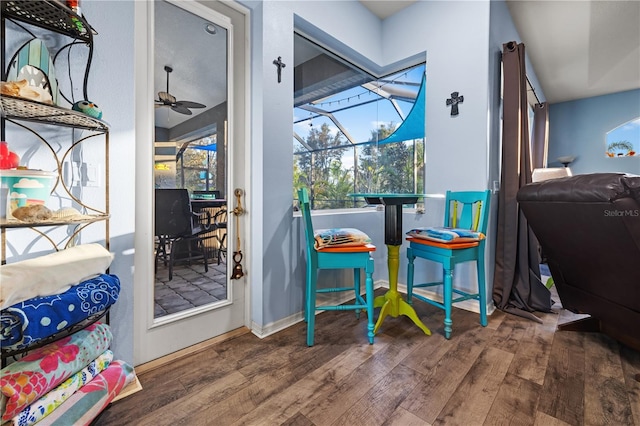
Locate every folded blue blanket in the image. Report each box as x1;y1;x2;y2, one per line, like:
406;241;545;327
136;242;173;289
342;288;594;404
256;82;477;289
0;274;120;350
407;227;485;243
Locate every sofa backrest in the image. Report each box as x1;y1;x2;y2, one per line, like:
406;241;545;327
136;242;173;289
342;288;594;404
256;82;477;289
517;173;640;347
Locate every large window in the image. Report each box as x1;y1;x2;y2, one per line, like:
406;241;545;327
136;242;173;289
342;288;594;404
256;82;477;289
293;34;426;209
176;136;219;191
154;134;219;193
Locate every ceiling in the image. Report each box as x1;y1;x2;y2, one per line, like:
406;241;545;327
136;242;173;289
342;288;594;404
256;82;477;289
154;1;227;132
360;0;640;104
505;0;640;104
359;0;418;20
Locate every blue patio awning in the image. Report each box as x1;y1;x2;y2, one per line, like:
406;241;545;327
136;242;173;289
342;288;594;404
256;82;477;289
191;143;217;152
377;73;426;145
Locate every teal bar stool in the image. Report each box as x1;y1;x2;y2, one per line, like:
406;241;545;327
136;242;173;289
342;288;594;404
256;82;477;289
298;188;376;346
406;190;491;338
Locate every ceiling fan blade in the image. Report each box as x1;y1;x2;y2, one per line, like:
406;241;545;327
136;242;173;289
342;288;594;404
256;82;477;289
158;91;176;104
171;105;193;115
158;66;204;114
175;100;206;109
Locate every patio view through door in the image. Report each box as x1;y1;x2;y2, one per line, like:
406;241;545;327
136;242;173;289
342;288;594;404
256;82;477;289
134;0;247;365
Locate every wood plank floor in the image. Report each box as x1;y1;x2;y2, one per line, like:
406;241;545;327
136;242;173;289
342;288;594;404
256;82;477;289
95;288;640;426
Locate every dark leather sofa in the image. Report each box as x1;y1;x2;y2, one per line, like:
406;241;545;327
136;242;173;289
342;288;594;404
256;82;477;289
517;173;640;351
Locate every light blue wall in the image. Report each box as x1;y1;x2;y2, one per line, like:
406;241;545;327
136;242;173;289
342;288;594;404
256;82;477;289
383;1;491;195
79;0;547;358
83;0;136;363
244;0;509;330
380;1;494;296
549;89;640;175
245;0;389;330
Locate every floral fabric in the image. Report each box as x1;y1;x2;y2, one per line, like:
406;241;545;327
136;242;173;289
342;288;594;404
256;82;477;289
0;323;112;421
38;360;135;426
9;350;113;426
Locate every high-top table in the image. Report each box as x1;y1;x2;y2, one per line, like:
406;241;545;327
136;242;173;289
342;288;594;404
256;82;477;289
349;193;444;335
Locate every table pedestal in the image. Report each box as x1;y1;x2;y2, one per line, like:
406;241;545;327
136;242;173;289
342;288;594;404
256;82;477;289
374;244;431;335
349;193;442;335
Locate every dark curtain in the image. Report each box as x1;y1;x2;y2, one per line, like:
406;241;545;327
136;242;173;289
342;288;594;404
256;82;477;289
492;42;552;322
531;102;549;169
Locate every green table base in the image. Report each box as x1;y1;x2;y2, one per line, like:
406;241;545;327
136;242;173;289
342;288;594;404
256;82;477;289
373;245;431;335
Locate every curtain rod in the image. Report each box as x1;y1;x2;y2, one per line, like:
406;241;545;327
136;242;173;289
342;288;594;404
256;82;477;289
526;75;542;105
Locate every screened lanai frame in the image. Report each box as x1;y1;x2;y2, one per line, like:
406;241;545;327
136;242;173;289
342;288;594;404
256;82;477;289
293;33;426;210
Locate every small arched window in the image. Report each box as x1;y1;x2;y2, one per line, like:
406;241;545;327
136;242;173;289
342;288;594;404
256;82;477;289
606;117;640;157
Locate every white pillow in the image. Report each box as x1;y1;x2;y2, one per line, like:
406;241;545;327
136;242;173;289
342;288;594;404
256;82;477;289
0;244;114;309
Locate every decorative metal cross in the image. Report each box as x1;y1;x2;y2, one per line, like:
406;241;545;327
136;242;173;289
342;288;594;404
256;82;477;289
273;56;286;83
446;92;464;116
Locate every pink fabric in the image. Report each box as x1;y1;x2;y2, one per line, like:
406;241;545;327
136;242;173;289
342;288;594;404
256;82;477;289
9;350;113;426
0;323;112;421
37;360;135;426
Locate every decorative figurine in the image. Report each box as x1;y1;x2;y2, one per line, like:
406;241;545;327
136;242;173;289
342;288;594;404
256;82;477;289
72;100;102;119
0;141;20;169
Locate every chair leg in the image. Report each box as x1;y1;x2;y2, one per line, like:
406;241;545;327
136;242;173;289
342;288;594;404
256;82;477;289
186;239;194;266
354;268;361;319
304;259;315;325
155;237;167;274
199;240;208;273
154;241;161;274
406;247;415;305
160;237;168;266
168;241;175;281
477;253;487;327
365;258;375;344
217;234;227;265
443;267;453;339
306;264;317;346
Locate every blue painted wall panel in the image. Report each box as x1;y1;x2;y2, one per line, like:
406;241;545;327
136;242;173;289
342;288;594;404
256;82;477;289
549;90;640;175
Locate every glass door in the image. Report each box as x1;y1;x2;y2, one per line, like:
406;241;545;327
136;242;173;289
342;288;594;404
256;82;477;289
134;0;247;365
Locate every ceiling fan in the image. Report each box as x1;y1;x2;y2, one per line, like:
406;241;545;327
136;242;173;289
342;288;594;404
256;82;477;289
155;65;206;115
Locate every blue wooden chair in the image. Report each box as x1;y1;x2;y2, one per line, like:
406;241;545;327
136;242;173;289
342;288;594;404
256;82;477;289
406;190;491;339
298;188;376;346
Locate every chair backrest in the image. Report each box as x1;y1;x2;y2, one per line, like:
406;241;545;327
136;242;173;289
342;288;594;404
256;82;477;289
444;190;491;234
155;189;195;237
298;188;317;258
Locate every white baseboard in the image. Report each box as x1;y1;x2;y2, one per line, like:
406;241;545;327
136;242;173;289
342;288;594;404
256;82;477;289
396;282;496;316
250;280;495;339
251;280;387;339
